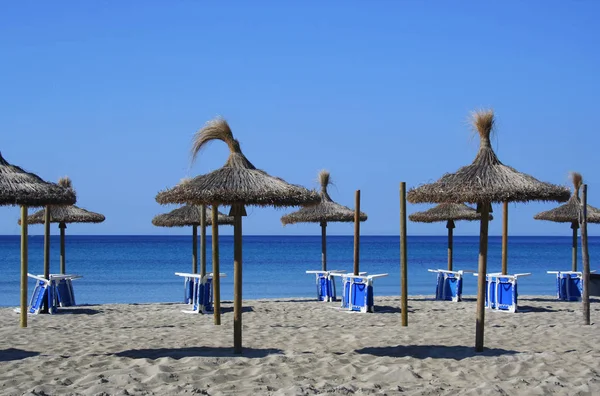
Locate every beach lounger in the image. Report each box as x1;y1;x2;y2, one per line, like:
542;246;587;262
330;273;388;313
175;272;226;314
22;273;83;314
547;270;597;301
474;272;531;313
305;270;348;302
427;269;473;302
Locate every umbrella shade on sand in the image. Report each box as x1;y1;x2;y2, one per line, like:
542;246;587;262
0;152;76;327
156;118;320;353
407;110;570;352
534;172;600;271
409;203;493;271
152;204;233;276
281;170;367;272
23;177;104;275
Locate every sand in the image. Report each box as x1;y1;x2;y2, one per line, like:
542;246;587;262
1;296;599;396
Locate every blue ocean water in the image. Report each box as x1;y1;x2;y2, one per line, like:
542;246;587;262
0;235;597;307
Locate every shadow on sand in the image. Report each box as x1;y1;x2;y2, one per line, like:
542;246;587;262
356;344;517;360
373;305;416;314
0;348;40;362
115;346;283;360
517;305;558;313
56;307;102;315
220;306;254;314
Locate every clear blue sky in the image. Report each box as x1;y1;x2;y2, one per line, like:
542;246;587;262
1;1;598;236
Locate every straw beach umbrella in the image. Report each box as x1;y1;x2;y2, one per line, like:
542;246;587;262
407;109;570;352
0;152;76;327
534;172;600;271
409;203;492;271
152;204;233;277
156;118;320;353
281;170;367;272
23;177;104;275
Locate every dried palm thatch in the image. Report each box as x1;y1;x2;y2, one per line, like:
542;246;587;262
155;117;320;354
152;205;234;227
534;172;600;272
156;118;320;207
409;203;492;223
534;173;600;223
21;178;104;224
406;109;570;353
407;110;570;204
280;170;366;272
281;170;367;225
0;153;76;206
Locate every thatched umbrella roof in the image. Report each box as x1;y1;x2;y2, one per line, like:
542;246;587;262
152;204;234;227
534;173;600;223
409;203;493;223
155;118;320;207
281;170;367;225
22;178;104;224
0;152;76;206
407;111;570;204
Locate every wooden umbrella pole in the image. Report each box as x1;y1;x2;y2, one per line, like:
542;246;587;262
475;203;490;352
581;184;590;325
192;225;198;274
447;220;455;271
321;221;327;272
42;206;51;314
400;182;408;327
571;221;579;272
212;205;221;325
501;201;508;275
200;205;207;278
59;223;66;274
353;190;360;276
20;206;28;328
232;203;246;354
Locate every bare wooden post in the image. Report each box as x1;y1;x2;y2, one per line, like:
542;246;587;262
231;203;246;353
212;205;221;326
501;201;508;275
200;205;207;278
321;221;327;271
353;190;360;276
447;220;455;271
475;203;490;352
400;182;408;326
42;206;51;314
571;221;579;272
581;184;590;325
192;225;198;274
20;205;28;328
59;222;67;274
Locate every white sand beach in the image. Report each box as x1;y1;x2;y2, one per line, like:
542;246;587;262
1;296;599;396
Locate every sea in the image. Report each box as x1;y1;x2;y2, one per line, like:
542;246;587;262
0;235;597;307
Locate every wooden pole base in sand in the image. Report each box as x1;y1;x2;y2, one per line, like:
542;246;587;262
212;205;221;326
581;185;590;325
20;205;28;328
400;182;408;327
475;203;490;352
231;203;247;354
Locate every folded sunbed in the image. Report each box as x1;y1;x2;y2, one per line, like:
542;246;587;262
474;272;531;313
427;269;473;302
175;272;226;314
330;273;388;313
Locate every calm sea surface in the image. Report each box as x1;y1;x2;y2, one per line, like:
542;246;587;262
0;235;597;306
